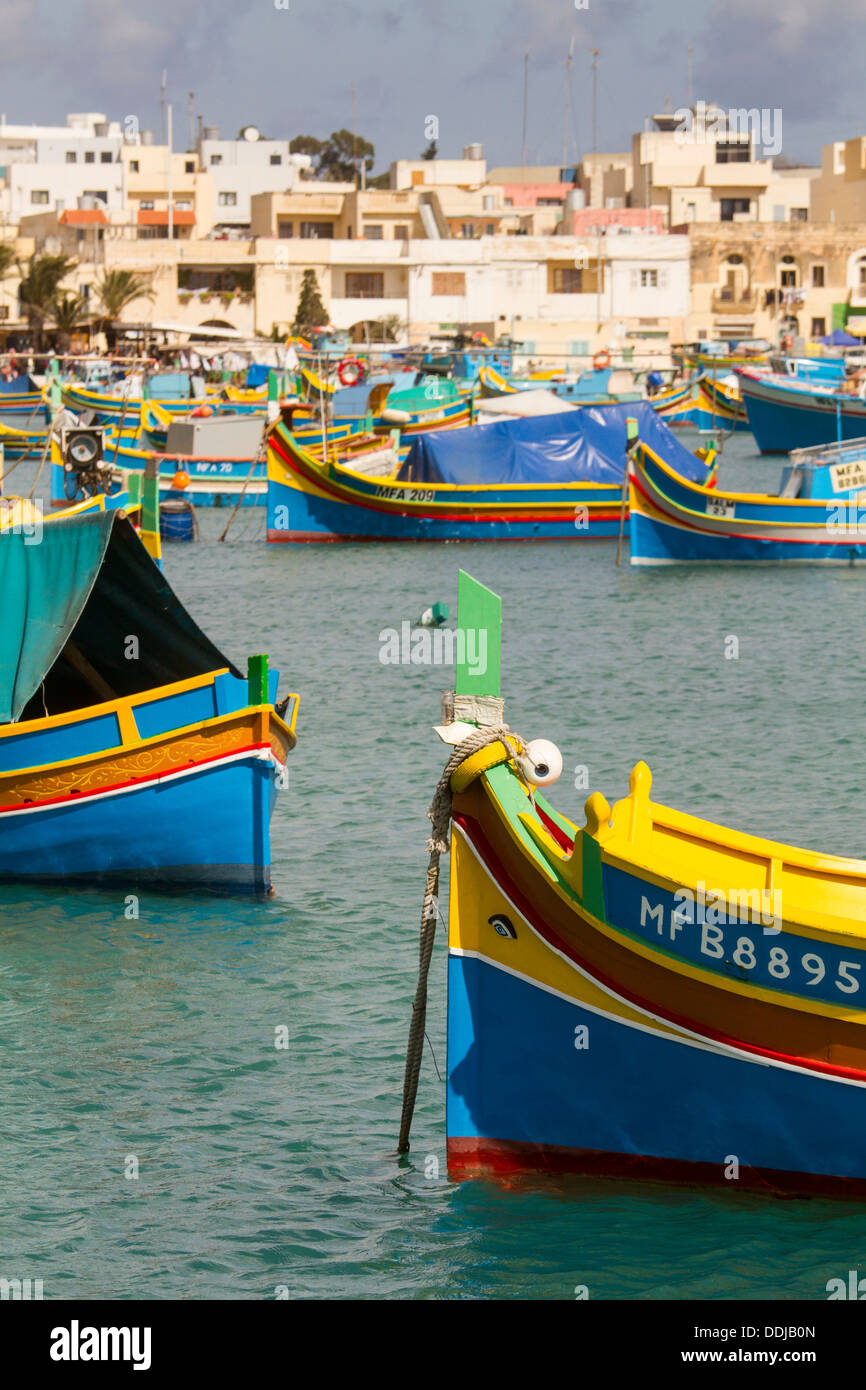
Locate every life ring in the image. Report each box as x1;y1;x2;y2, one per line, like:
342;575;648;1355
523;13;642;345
338;357;366;387
593;349;611;371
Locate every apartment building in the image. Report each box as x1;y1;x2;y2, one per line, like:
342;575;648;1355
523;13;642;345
686;223;866;342
631;106;816;228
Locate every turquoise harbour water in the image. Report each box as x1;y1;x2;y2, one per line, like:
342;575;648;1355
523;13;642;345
4;430;866;1301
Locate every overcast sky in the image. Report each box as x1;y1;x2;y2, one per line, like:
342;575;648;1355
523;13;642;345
0;0;859;171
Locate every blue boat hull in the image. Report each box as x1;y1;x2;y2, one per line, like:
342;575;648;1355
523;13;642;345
0;750;278;893
447;951;866;1192
630;505;866;564
266;474;621;541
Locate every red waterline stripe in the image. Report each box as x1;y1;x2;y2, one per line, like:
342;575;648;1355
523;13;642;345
446;1136;866;1196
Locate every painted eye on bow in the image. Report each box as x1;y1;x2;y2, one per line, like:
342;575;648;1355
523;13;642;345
517;738;563;787
488;914;517;939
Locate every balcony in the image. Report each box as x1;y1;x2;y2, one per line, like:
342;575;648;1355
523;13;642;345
711;287;757;313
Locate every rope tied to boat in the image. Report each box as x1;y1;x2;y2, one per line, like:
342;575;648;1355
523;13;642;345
397;719;525;1155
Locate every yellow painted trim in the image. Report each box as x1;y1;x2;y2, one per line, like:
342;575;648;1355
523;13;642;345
0;668;231;740
475;769;866;1023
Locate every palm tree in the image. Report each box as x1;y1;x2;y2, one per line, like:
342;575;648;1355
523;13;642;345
17;254;77;351
52;293;90;353
95;269;155;349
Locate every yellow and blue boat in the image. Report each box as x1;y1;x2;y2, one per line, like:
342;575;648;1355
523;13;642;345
629;434;866;564
267;401;712;542
406;572;866;1194
0;499;298;891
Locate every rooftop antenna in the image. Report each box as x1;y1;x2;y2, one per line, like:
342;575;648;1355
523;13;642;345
591;48;600;157
187;91;195;151
687;44;694;109
160;69;167;146
352;83;358;188
521;50;529;172
562;36;574;174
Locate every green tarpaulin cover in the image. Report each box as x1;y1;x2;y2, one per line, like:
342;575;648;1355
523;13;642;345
1;511;235;724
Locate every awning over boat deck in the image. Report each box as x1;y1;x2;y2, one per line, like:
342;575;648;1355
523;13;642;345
0;510;237;724
397;400;710;486
475;389;577;420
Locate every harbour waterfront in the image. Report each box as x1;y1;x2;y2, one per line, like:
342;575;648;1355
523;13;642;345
4;433;866;1299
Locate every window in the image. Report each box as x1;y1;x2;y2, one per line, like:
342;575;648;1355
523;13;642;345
485;222;495;236
65;151;77;163
210;154;222;166
460;222;475;238
720;198;751;221
432;272;467;296
129;158;139;172
218;191;237;206
811;318;826;338
859;262;866;288
640;268;658;288
344;272;384;298
551;266;582;293
365;224;383;239
85;151;95;164
791;207;808;222
537;197;563;207
394;225;408;240
175;199;192;210
140;200;154;210
100;151;112;163
812;265;825;288
278;221;294;238
270;154;282;166
686;202;696;221
715;141;750;163
504;197;513;207
300;221;333;238
780;256;797;289
30;190;49;204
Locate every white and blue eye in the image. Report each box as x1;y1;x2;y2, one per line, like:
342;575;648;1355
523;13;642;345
518;739;563;787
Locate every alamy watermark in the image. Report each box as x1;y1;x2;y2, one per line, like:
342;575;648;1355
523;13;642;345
673;101;782;160
378;621;487;675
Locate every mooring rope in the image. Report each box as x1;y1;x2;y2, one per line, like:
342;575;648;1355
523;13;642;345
397;721;525;1154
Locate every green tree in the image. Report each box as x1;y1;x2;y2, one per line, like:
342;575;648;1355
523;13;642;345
52;293;90;352
290;134;324;162
95;269;155;349
316;129;375;183
421;139;438;160
292;269;329;336
17;254;77;350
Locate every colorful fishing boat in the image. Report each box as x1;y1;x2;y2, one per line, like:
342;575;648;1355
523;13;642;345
400;571;866;1193
737;368;866;453
0;375;49;420
628;433;866;564
266;402;713;542
690;374;750;432
61;379;266;426
0;498;298;892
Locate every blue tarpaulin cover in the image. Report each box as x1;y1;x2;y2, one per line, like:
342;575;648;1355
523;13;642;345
246;363;273;388
397;400;708;486
820;329;859;347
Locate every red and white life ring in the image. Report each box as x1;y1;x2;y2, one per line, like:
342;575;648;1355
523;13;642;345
338;357;366;387
593;349;612;371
